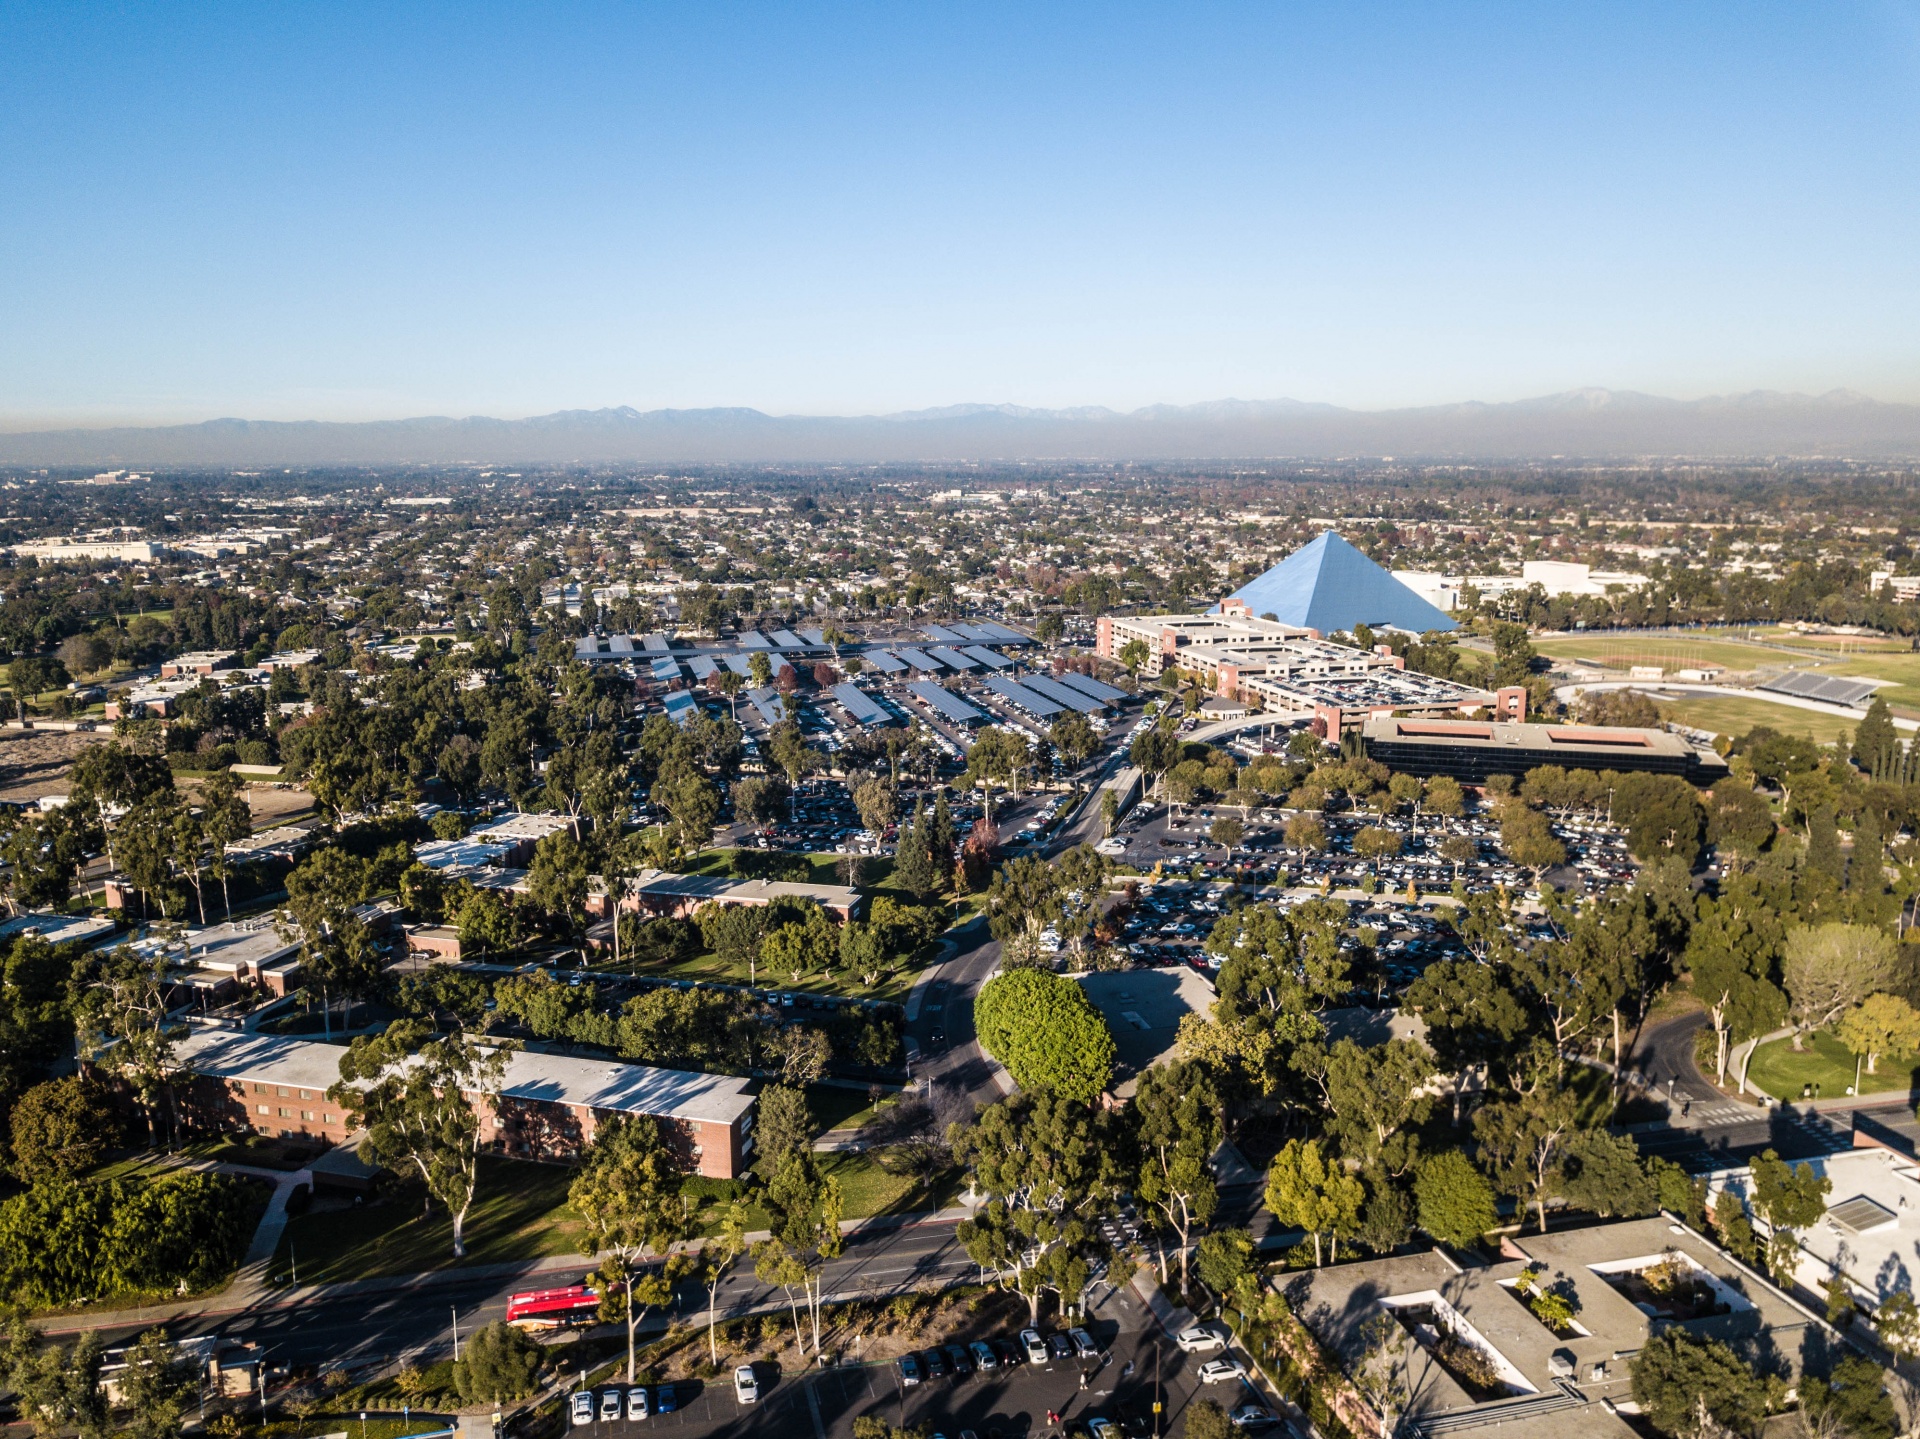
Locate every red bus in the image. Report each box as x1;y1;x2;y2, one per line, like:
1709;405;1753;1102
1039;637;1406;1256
506;1285;601;1329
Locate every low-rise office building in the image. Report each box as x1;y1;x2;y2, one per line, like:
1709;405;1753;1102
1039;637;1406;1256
1359;714;1723;786
597;868;864;923
174;1026;758;1178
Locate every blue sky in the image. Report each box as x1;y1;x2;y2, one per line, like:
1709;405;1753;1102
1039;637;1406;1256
3;2;1919;424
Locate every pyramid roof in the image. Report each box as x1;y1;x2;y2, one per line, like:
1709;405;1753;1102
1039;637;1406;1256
1218;531;1456;633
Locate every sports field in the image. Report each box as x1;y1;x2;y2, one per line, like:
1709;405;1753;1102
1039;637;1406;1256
1750;628;1915;655
1532;634;1800;673
1653;694;1856;747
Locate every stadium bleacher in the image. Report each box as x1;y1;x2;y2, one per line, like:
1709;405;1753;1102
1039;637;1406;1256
1757;671;1882;708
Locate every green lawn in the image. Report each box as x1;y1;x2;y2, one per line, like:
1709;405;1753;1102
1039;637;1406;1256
1654;694;1858;747
1746;1029;1920;1102
273;1155;587;1284
275;1152;956;1283
1532;634;1807;673
809;1083;881;1133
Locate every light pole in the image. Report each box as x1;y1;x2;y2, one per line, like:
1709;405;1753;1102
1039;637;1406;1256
451;1307;460;1362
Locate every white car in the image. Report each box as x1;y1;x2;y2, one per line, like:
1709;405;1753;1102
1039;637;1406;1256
1176;1324;1228;1353
624;1388;649;1421
733;1366;758;1404
1198;1358;1248;1384
1020;1327;1049;1364
569;1393;593;1427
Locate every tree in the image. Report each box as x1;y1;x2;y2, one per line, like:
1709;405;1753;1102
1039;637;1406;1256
8;1076;118;1179
851;775;897;836
118;1328;195;1439
280;848;377;1039
1629;1329;1768;1439
951;1090;1117;1325
1874;1288;1920;1360
5;1324;107;1439
1783;923;1897;1045
1210;815;1244;857
1183;1401;1233;1439
1853;696;1901;778
527;830;593;934
1118;637;1151;677
755;1083;814;1170
196;769;252;918
1353;825;1404;873
1265;1139;1364;1265
1474;1075;1578;1233
1049;712;1098;769
974;968;1116;1102
76;946;178;1146
1316;1037;1433;1173
698;1201;751;1365
984;854;1059;964
1285;812;1328;853
1686;875;1790;1083
1554;1129;1656;1218
451;1321;545;1404
1194;1226;1255;1298
329;1022;509;1257
1132;1060;1221;1288
569;1114;692;1382
1837;992;1920;1074
1800;1355;1897;1439
1128;723;1181;798
1498;804;1566;882
890;804;940;899
1612;773;1709;868
1414;1150;1498;1248
1423;774;1466;819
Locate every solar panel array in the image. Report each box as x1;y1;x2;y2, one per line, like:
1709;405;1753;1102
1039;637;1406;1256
1055;671;1128;703
863;651;907;674
983;673;1064;717
962;645;1014;669
642;632;671;652
907;680;985;725
649;657;681;683
893;647;943;672
1757;671;1882;708
745;687;788;726
687;655;718;680
1021;674;1103;713
975;621;1028;645
662;691;700;726
929;646;978;670
832;683;893;726
923;624;965;644
770;629;806;649
800;628;828;647
723;653;754;676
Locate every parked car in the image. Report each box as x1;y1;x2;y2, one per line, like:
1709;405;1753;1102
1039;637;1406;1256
993;1337;1025;1367
922;1348;949;1378
943;1343;973;1375
598;1389;622;1423
969;1340;999;1371
1198;1359;1248;1384
624;1388;649;1421
569;1393;593;1428
734;1366;758;1404
1176;1324;1228;1353
1047;1332;1074;1362
1069;1327;1100;1360
898;1354;923;1387
1230;1405;1279;1429
1021;1328;1049;1364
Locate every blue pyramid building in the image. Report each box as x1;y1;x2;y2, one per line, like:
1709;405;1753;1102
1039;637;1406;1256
1215;530;1456;634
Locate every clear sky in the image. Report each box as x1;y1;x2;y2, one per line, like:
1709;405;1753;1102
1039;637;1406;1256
4;2;1919;425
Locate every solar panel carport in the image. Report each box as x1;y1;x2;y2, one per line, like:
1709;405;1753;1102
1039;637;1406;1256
929;646;978;670
907;681;985;725
862;651;908;674
962;645;1013;670
894;647;944;673
1055;672;1128;704
982;673;1063;718
1021;674;1104;713
832;683;894;726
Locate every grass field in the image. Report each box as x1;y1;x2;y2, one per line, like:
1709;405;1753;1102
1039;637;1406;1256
1531;635;1805;672
1751;628;1916;654
1655;695;1858;746
1747;1029;1919;1102
273;1151;954;1282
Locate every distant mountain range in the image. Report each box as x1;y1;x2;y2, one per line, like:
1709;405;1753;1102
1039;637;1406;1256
5;388;1920;466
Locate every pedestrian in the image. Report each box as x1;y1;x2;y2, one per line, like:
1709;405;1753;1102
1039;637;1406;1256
1682;1096;1691;1118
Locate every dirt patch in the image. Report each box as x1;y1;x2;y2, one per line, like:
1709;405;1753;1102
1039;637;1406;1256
0;728;111;803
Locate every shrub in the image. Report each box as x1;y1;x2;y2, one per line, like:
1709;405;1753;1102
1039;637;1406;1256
451;1322;544;1404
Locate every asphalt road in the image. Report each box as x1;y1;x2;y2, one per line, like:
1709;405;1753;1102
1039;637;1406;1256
62;1220;983;1372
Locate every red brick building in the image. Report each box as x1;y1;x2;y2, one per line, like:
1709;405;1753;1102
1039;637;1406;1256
173;1025;758;1178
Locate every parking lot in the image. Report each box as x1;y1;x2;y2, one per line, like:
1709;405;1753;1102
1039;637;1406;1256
1112;800;1638;897
555;1313;1270;1437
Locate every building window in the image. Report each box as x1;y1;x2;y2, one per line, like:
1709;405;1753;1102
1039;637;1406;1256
256;1104;269;1116
299;1089;312;1101
277;1107;291;1118
301;1111;315;1122
324;1114;335;1125
276;1086;289;1098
